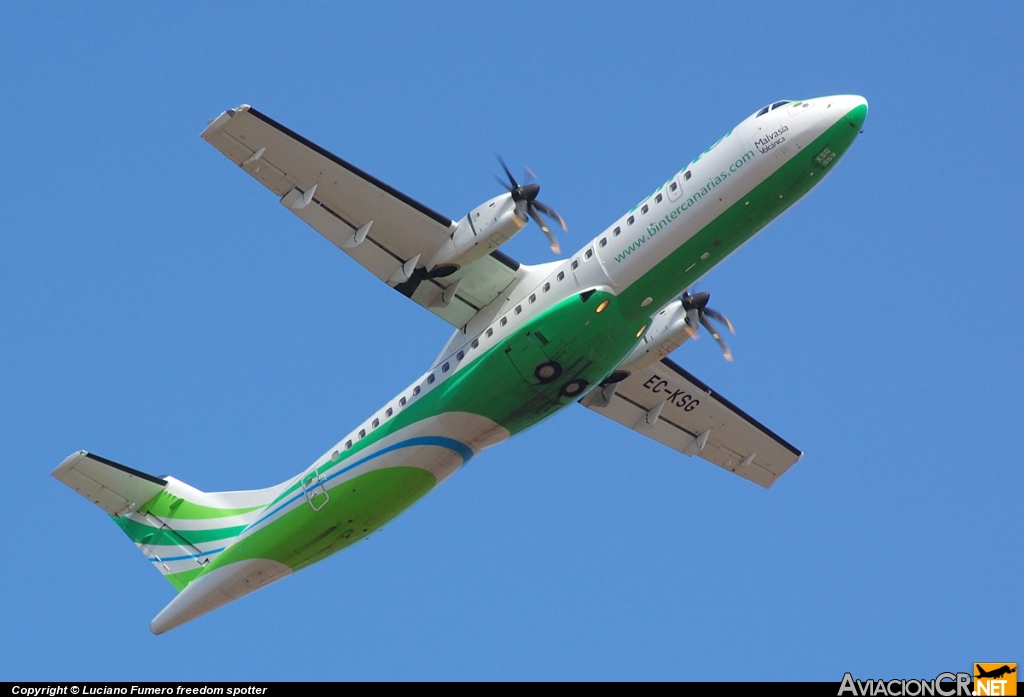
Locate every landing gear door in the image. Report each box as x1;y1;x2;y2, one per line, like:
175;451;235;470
504;331;552;385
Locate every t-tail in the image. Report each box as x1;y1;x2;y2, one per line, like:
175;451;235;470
52;451;290;634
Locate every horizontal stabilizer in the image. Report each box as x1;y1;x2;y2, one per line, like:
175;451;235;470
53;450;289;595
150;558;292;635
52;451;166;517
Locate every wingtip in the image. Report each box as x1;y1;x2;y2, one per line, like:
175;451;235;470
51;450;87;478
201;105;251;138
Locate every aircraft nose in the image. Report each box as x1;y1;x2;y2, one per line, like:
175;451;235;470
811;94;868;138
844;95;868;130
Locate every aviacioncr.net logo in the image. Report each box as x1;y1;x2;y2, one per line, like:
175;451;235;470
838;672;972;697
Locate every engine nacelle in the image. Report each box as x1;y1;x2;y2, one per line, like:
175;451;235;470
427;193;527;274
618;299;695;374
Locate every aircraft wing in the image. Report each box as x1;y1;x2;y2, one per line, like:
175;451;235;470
201;105;521;328
580;358;802;488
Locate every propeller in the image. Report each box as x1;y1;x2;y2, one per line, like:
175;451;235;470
680;290;736;361
495;156;567;253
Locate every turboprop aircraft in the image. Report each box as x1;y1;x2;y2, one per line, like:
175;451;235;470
54;95;868;634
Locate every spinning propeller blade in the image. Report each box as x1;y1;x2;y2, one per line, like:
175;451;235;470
495;155;567;253
681;290;735;361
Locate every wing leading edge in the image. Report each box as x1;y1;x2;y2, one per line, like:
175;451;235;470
201;105;523;328
580;358;802;488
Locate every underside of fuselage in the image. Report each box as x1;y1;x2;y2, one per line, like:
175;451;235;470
217;288;644;565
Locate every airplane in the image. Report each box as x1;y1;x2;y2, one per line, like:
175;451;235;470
976;665;1017;680
53;95;868;634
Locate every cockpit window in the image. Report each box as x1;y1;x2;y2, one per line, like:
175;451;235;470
770;100;791;110
756;105;770;118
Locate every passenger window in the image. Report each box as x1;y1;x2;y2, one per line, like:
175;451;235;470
585;249;593;259
655;193;662;203
529;294;536;303
457;350;465;360
613;226;621;236
543;282;550;292
399;397;406;407
442;362;449;372
359;429;365;439
332;450;339;460
557;271;565;281
486;328;493;337
386;407;392;417
345;440;352;449
427;374;435;384
471;338;479;348
571;260;579;270
641;205;648;214
514;305;522;315
413;385;421;395
628;215;635;225
669;182;678;192
599;238;607;248
372;418;379;428
684;171;692;181
500;317;507;326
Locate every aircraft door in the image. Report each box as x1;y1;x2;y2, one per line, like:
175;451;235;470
301;471;330;511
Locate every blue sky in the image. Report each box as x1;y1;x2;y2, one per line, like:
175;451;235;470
2;2;1020;681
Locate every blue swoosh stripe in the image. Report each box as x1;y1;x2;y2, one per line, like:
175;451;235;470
244;435;473;534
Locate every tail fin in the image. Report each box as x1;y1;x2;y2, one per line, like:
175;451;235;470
53;451;284;592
